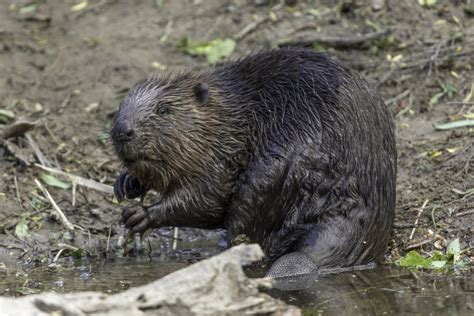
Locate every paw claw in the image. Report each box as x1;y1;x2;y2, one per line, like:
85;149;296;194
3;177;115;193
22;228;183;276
122;204;152;234
114;171;146;200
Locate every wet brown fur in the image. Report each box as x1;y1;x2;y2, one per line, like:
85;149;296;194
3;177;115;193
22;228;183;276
111;47;397;276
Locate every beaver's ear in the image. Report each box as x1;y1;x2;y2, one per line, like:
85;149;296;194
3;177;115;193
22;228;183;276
193;83;209;105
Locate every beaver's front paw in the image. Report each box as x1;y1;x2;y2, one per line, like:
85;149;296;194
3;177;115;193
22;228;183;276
121;203;159;233
114;171;146;201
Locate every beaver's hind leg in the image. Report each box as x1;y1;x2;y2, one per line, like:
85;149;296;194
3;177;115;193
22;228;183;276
267;206;384;278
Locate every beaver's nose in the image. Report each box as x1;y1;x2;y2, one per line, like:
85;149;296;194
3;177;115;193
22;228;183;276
111;120;135;143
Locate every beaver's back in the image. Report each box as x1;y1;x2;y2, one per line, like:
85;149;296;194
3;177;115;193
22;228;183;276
218;48;396;274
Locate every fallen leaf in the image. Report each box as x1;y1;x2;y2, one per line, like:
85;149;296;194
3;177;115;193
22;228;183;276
0;109;15;120
185;38;236;64
463;82;473;103
71;1;88;12
19;3;36;15
15;217;30;240
40;174;71;190
447;238;461;263
418;0;437;7
2;119;40;139
430;151;443;158
434;119;474;130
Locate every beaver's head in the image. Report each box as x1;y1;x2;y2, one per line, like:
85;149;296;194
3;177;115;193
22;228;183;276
111;73;239;190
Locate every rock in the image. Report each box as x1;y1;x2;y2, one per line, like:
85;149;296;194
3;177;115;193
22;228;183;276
371;0;385;11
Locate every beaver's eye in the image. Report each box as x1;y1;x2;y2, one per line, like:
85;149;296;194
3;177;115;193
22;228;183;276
156;106;168;115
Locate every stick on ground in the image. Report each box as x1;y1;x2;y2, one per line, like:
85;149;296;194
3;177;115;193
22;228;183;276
409;199;429;240
34;178;75;231
35;163;114;195
278;29;391;48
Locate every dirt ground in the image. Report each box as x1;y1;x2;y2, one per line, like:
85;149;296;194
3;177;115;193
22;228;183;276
0;0;472;275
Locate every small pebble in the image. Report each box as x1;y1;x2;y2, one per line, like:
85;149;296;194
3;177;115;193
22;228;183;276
371;0;385;11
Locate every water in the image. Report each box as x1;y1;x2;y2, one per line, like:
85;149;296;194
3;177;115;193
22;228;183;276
270;266;474;315
0;252;472;315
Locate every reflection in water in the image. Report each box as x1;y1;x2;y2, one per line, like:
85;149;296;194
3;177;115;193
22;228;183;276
0;235;223;296
269;266;474;315
1;245;472;316
0;257;190;295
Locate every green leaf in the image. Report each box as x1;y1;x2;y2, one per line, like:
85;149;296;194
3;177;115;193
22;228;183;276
443;82;456;98
206;39;236;64
429;260;447;269
399;251;428;268
418;0;437;7
15;217;30;240
312;43;327;52
399;251;449;270
97;132;110;145
70;1;88;12
40;174;71;190
154;0;165;9
184;38;236;64
71;248;85;258
447;238;461;263
0;109;15;122
19;3;37;15
429;91;445;105
434;119;474;130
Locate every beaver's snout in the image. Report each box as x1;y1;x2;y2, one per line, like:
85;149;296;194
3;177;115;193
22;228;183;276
111;118;135;144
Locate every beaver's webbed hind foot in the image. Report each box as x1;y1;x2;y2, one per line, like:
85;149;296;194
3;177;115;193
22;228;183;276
266;252;317;278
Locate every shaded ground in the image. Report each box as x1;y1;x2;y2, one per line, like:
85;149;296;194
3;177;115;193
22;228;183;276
0;0;473;296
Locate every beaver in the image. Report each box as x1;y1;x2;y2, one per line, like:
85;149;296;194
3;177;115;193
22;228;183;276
111;47;396;277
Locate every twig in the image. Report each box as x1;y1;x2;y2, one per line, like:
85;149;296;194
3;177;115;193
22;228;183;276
57;243;80;251
53;248;66;263
88;229;92;251
234;16;269;41
13;175;23;210
409;199;429;240
159;20;174;43
280;23;318;38
106;226;112;253
172;227;179;250
34;178;75;231
398;49;474;70
35;163;114;195
386;89;411;106
72;0;111;19
43;122;60;144
431;206;441;229
456;209;474;217
377;67;396;88
73;224;85;232
72;180;77;207
278;29;391;48
26;133;52;167
60;92;71;109
405;235;435;250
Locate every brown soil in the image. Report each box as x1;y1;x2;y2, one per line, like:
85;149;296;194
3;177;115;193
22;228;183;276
0;0;472;274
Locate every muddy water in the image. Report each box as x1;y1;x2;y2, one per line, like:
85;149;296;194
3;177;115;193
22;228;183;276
1;253;473;315
0;235;224;295
270;266;474;315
